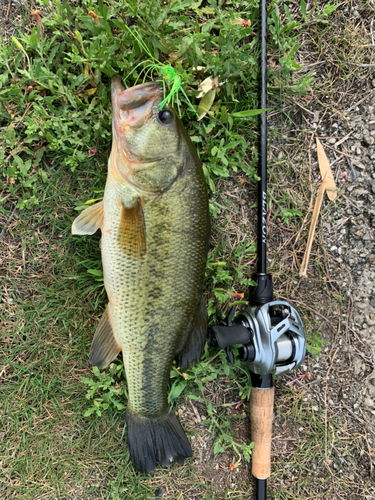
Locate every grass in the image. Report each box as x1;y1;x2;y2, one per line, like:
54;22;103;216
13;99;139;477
2;0;374;498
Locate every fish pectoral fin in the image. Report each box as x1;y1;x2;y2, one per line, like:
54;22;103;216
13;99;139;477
89;307;121;370
117;198;146;258
175;296;208;372
72;201;104;235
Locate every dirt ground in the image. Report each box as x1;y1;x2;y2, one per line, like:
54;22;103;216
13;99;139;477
1;0;375;499
0;0;22;42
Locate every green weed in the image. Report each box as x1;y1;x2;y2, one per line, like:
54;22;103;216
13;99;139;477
0;0;312;210
82;364;127;417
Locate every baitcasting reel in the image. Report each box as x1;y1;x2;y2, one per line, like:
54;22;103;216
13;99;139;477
210;275;306;499
210;298;306;377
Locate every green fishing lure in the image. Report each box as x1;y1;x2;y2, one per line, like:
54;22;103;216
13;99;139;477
125;26;197;116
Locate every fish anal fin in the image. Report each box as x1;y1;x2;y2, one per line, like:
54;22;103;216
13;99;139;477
72;201;104;235
117;198;146;258
175;296;208;372
89;307;121;370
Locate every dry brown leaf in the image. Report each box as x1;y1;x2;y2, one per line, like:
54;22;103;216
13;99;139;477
300;138;338;277
316;137;337;201
196;77;214;99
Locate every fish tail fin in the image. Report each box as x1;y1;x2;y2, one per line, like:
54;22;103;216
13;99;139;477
126;407;192;474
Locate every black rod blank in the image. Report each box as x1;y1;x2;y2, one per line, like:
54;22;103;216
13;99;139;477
257;0;268;276
255;478;267;500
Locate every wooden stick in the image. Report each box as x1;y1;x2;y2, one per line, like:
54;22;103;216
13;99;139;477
250;387;275;479
299;183;325;278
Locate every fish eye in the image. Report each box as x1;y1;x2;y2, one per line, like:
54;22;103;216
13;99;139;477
158;109;174;125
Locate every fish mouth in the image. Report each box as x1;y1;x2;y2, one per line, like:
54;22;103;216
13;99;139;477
110;76;164;190
112;76;162;130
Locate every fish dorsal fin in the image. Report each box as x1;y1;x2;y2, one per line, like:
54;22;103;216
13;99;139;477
72;201;104;235
89;307;121;370
117;198;146;258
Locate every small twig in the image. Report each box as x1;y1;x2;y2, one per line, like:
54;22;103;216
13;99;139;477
341;194;362;211
291;99;315;116
188;398;201;424
346;88;375;112
286;373;310;386
0;179;12;200
295;60;326;72
0;123;26;132
299;182;325;278
292;248;300;268
323;143;353;158
365;433;373;475
341;404;367;425
349;327;372;348
329;156;343;169
6;0;11;21
243;254;257;266
358;409;375;438
293;131;317;249
330;352;352;374
0;205;17;241
362;342;375;384
341;405;375;439
333;131;354;148
314;97;344;118
340;61;375;68
0;102;32;132
21;237;25;269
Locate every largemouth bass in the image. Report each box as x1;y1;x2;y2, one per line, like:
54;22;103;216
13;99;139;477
72;76;210;473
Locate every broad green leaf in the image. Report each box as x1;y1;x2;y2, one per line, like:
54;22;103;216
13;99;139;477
197;88;216;121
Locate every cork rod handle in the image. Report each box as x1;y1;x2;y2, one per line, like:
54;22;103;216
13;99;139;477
250;386;275;480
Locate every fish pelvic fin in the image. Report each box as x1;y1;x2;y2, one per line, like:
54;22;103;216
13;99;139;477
175;296;208;372
126;407;192;474
117;198;146;258
89;307;121;369
72;201;104;235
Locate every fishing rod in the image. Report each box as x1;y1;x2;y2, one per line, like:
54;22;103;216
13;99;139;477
209;1;306;498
